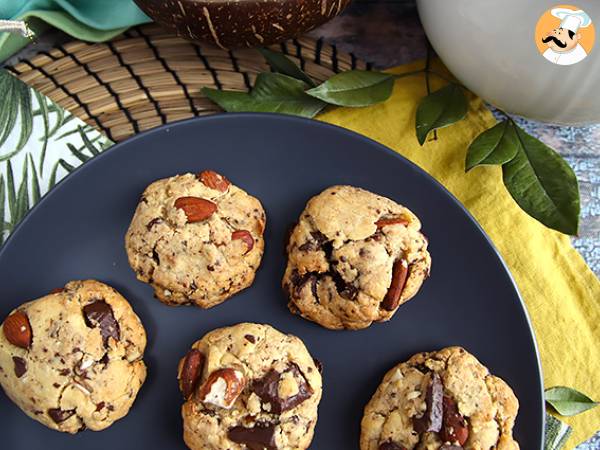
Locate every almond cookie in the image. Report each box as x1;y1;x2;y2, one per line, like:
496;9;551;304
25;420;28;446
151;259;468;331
360;347;520;450
0;280;147;433
282;185;430;330
125;170;266;308
178;323;322;450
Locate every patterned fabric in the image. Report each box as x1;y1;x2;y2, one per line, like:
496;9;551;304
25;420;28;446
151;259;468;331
546;413;574;450
0;70;111;245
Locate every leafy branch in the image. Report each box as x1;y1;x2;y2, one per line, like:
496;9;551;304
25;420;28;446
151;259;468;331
202;48;580;236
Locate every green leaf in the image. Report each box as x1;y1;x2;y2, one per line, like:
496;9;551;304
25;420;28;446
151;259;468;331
0;174;5;245
100;138;113;151
258;48;316;87
28;154;41;205
6;160;16;220
78;126;100;156
0;75;14;146
415;83;468;145
59;159;76;173
55;118;85;141
54;112;77;141
203;73;326;118
306;70;394;107
48;161;61;189
545;386;598;416
466;120;519;171
14;159;29;225
0;77;18;149
503;124;580;235
0;74;34;162
15;83;33;153
47;104;65;139
67;143;90;163
34;91;50;175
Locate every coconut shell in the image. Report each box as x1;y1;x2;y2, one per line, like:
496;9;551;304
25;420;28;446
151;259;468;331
134;0;351;49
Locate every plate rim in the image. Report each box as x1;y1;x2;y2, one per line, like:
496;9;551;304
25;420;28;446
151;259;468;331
0;112;545;449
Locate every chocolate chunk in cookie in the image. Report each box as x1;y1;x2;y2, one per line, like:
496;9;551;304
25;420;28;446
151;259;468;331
283;185;431;330
360;347;519;450
179;323;322;450
82;300;120;346
0;280;147;433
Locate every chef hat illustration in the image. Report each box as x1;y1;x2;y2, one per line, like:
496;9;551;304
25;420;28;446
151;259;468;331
551;8;592;33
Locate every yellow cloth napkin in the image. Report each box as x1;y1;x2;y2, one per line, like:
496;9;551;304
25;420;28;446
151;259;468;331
319;61;600;448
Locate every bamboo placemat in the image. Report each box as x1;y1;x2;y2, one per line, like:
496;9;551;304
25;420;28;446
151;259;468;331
7;24;371;142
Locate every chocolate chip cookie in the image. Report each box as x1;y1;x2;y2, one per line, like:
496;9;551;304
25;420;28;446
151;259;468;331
283;185;431;330
125;170;266;308
361;347;520;450
0;280;147;433
178;323;322;450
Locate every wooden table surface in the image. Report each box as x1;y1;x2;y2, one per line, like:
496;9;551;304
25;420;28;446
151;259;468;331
2;2;599;446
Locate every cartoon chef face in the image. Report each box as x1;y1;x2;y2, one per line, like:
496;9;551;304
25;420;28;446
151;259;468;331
542;27;581;52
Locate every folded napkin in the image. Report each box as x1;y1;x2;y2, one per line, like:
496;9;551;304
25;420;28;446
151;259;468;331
0;0;150;61
319;61;600;448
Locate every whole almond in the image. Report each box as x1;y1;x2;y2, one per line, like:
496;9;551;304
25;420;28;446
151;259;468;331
232;230;254;254
375;217;408;228
440;395;469;445
198;368;246;409
199;170;230;192
381;259;409;311
179;349;204;399
175;197;217;223
3;311;32;349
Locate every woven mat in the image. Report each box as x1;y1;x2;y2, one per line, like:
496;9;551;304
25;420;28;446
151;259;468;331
7;24;371;143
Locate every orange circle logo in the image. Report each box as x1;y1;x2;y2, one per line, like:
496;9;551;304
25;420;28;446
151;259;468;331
535;4;595;65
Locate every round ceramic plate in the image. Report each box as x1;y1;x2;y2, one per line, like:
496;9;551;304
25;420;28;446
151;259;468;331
0;114;543;449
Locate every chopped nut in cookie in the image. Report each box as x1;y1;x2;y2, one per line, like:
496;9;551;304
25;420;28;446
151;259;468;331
198;368;245;409
180;323;322;450
125;172;266;309
0;280;147;434
360;347;519;450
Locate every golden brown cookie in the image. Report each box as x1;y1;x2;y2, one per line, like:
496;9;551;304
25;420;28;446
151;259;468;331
360;347;520;450
125;170;266;308
177;323;322;450
283;185;431;330
0;280;147;433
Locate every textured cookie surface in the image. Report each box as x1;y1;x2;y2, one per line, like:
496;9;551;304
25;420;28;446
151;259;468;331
283;185;431;330
361;347;520;450
0;280;147;433
125;170;266;308
178;323;322;450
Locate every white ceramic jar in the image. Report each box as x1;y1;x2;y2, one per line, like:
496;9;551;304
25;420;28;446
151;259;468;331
417;0;600;124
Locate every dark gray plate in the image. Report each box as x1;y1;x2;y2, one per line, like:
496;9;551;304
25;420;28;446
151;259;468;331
0;114;543;449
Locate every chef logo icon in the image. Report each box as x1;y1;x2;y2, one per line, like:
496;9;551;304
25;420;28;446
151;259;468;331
535;5;595;65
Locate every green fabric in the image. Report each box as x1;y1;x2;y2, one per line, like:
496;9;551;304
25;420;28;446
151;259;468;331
0;0;151;62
